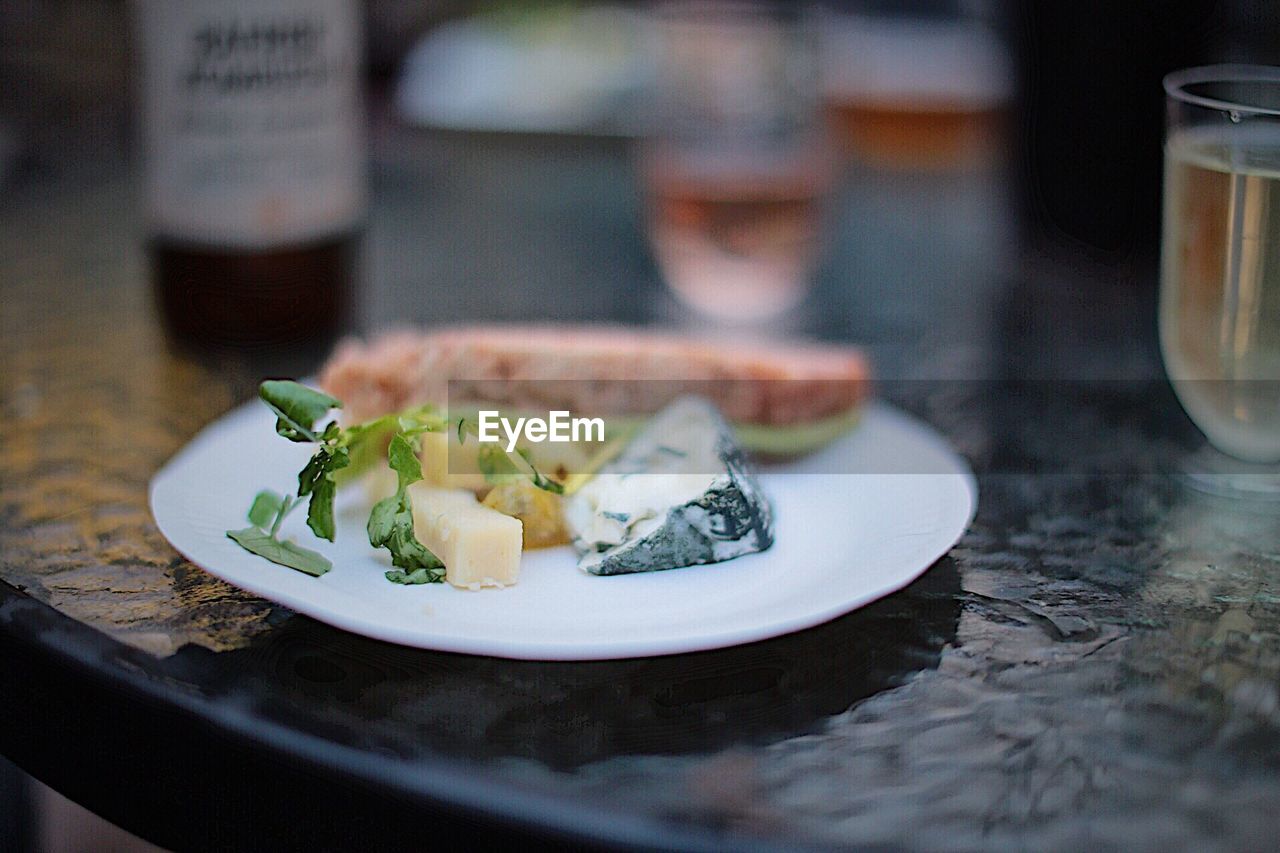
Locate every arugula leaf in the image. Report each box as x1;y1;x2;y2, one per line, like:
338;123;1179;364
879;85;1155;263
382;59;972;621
385;567;441;585
297;445;349;542
247;490;284;529
259;380;341;442
329;417;397;487
227;490;331;576
231;383;457;584
297;451;328;497
342;412;400;445
365;493;399;545
367;492;444;576
305;476;338;541
388;519;442;574
397;405;447;438
387;433;424;489
365;429;442;578
226;527;331;577
328;407;443;487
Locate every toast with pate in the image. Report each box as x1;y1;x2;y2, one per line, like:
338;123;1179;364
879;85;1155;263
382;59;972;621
319;325;871;455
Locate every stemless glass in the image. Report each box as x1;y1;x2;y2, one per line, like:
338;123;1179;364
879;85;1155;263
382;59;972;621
639;1;833;324
1161;66;1280;498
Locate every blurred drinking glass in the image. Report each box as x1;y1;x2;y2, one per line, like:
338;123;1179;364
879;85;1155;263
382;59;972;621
820;6;1011;170
640;1;833;324
1161;66;1280;498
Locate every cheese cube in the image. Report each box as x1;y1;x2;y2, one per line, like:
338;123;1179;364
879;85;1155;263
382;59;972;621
409;485;523;590
417;431;488;493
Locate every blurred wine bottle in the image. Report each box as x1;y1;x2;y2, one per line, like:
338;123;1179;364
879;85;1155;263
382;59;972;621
133;0;365;364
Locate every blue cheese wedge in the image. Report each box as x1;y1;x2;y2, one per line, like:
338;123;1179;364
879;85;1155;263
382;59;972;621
564;397;774;575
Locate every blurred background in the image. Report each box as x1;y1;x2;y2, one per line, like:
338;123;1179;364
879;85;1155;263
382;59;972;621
3;2;1272;368
1;0;1278;847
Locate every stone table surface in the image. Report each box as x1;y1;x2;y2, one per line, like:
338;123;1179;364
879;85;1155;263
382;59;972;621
2;129;1279;851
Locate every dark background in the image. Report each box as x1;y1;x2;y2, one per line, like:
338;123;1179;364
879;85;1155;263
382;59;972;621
6;1;1278;264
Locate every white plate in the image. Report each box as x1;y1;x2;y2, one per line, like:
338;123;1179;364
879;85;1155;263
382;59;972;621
150;401;975;660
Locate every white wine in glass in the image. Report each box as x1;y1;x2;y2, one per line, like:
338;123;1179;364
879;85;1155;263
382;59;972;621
1160;66;1280;496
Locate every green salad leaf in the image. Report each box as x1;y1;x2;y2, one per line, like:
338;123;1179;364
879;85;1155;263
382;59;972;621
387;433;424;488
226;488;331;577
247;489;284;529
366;432;444;580
228;383;564;583
297;444;350;542
259;380;341;442
226;527;332;577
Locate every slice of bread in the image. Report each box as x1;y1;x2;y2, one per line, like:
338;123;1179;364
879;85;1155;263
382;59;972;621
319;325;871;427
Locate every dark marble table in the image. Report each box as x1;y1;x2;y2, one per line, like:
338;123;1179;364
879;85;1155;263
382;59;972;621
2;125;1279;851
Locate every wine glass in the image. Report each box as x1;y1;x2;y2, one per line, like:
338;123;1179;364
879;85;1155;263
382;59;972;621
1161;66;1280;498
639;1;834;325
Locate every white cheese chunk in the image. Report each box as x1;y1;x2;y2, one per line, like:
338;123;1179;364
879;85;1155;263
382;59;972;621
409;485;523;590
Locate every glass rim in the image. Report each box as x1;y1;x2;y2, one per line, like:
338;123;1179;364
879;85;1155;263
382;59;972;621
1164;64;1280;117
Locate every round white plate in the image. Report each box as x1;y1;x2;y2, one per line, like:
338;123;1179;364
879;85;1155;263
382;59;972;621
150;401;976;660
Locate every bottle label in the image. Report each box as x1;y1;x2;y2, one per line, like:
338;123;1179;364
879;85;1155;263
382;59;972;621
136;0;366;248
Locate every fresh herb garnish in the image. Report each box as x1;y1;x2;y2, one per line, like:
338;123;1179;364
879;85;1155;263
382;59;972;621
226;489;332;577
296;435;348;542
367;433;445;583
227;382;564;582
259;380;342;442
